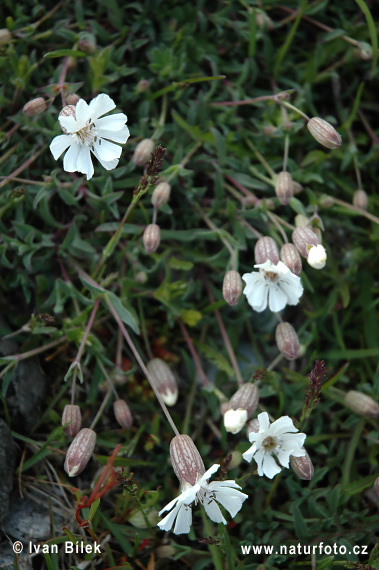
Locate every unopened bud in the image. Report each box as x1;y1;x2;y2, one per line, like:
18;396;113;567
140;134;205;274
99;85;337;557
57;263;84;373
229;383;259;418
0;29;12;45
64;428;96;477
59;105;76;134
228;450;243;470
170;434;205;486
146;358;178;406
66;93;80;106
132;138;155;166
275;171;293;205
262;125;277;136
319;194;334;208
290;448;314;480
143;223;161;253
23;97;47;117
354;42;372;61
353;189;368;211
62;404;82;438
307;117;342;150
136;79;150;93
255;236;279;265
255;11;274;30
275;322;300;360
294;214;309;228
344;390;379;417
307;244;327;269
156;545;176;558
78;33;97;54
292;181;303;195
224;409;248;434
292;227;320;258
246;418;260;437
222;270;243;306
129;508;159;528
151;182;171;207
113;399;133;429
280;243;302;276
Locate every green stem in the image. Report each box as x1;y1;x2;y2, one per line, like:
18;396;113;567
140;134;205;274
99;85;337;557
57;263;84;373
341;418;365;486
200;510;224;570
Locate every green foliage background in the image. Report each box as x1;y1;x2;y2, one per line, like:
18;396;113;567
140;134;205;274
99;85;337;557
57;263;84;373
0;1;378;569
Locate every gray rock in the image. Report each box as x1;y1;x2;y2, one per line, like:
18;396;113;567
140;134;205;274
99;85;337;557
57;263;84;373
0;419;17;524
2;494;62;543
7;359;47;432
0;542;32;570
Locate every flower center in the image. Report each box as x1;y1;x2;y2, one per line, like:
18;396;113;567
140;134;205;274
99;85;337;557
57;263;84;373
264;270;279;282
75;119;96;146
262;436;277;451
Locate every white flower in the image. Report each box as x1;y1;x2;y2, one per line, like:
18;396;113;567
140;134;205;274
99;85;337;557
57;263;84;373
242;260;303;313
307;244;327;269
158;464;248;534
50;93;129;180
242;412;306;479
224;408;248;434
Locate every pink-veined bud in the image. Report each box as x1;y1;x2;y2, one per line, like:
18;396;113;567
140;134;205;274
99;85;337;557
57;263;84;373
275;171;293;205
132;138;155;166
246;417;260;437
169;434;205;486
59;105;76;134
151;182;171;207
23;97;47;117
143;223;161;253
113;399;133;429
353;189;368;211
66;93;80;106
146;358;178;406
229;383;259;418
275;322;300;360
344;390;379;417
64;428;96;477
62;404;82;438
254;236;279;265
307;117;342;150
290;448;314;480
280;243;302;276
294;214;309;228
222;270;243;306
292;226;321;258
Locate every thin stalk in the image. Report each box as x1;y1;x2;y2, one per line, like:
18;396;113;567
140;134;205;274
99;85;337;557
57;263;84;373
341;418;365;486
266;211;289;243
277;99;310;121
0;147;46;189
105;297;180;436
246;139;276;178
267;353;284;371
331;196;379;225
282;134;290;172
5;336;68;366
90;387;113;430
200;510;224;570
196;206;237;268
240;219;263;239
97;359;119;399
178;319;211;387
225;173;259;204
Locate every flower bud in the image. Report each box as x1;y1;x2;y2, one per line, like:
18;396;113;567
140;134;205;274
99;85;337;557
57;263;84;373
170;434;205;486
292;181;303;195
156;545;176;558
146;358;178;406
229;383;259;418
113;399;133;429
294;214;309;228
59;105;76;134
275;171;293;205
136;79;150;93
292;227;320;258
128;508;159;528
23;97;47;117
344;390;379;417
64;428;96;477
353;189;368;211
280;243;302;276
319;195;334;208
78;33;97;54
290;448;314;480
132;138;155;166
222;270;243;306
246;418;260;437
0;29;12;45
307;117;342;150
151;182;171;207
66;93;80;106
307;244;327;269
143;223;161;253
262;125;277;136
254;236;279;265
224;409;248;434
354;42;372;61
275;322;300;360
62;404;82;438
255;11;274;30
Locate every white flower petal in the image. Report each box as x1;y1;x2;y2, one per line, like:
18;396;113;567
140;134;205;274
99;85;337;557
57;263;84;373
197;464;220;486
173;503;192;534
208;484;248;517
257;412;270;432
202;497;227;524
261;453;282;479
89;93;116;120
158;501;181;531
63;143;82;172
159;495;180;516
252;448;266;475
93;138;122;162
50;134;74;159
224;408;248;434
97;126;130;144
75;98;91;127
268;285;287;312
58;115;79;134
92;146;119;171
243;278;269;312
278;276;303;306
242;443;256;463
76;144;94;179
276;448;292;468
96;113;128;131
270;416;298;435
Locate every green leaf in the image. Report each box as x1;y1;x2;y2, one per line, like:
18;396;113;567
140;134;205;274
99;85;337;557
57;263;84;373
44;49;88;58
104;291;139;334
342;472;379;495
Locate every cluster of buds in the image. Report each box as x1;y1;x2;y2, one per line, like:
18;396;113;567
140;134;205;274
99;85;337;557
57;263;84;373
292;226;327;270
275;322;300;360
146;358;178;406
223;383;259;434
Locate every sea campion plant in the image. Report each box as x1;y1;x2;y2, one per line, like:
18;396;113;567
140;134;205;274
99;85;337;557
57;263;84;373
0;2;378;569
